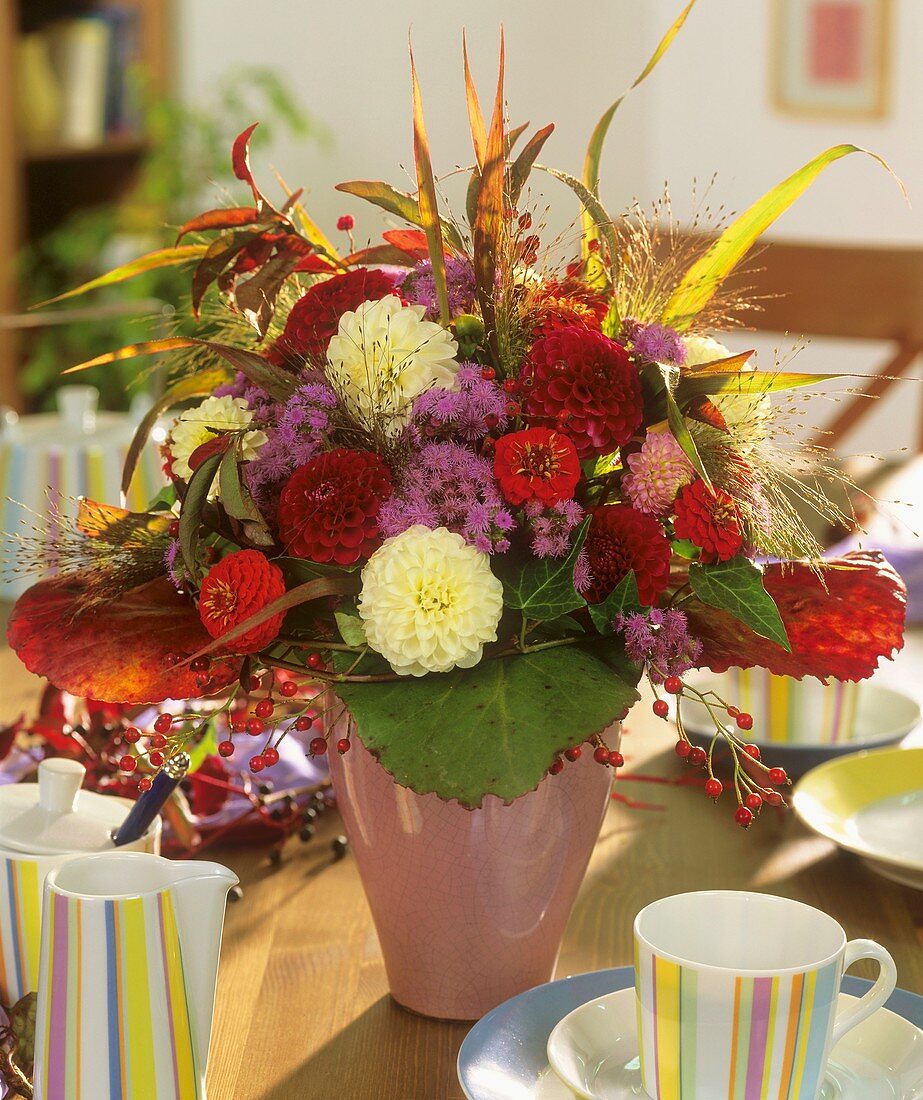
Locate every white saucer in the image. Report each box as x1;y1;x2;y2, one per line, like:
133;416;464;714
547;987;923;1100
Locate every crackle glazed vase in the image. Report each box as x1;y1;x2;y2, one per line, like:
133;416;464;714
327;723;617;1021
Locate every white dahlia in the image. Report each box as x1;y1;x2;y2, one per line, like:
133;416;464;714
326;295;458;435
358;525;504;677
168;395;267;480
683;335;772;439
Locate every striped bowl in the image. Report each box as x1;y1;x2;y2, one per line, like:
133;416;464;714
679;671;919;778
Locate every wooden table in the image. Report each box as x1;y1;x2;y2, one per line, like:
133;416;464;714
1;633;920;1100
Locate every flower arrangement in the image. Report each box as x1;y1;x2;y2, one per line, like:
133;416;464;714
8;13;907;824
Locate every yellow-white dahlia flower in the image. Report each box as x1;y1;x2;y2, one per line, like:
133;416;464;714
168;395;267;480
357;525;504;677
326;295;458;435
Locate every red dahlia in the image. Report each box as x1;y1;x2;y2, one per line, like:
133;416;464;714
493;428;580;506
269;269;397;366
585;504;672;605
673;480;743;563
277;448;392;565
199;549;287;654
523;328;643;459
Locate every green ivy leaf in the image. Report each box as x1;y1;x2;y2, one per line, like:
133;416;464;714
502;518;590;621
689;556;791;651
672;538;700;560
336;641;641;806
588;571;642;635
335;608;367;647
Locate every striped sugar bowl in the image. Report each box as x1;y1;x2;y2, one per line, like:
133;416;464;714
634;891;896;1100
33;851;237;1100
0;760;159;1008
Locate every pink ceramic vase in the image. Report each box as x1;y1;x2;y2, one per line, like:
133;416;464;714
327;722;616;1020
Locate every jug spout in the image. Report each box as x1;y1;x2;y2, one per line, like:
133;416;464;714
168;861;239;1073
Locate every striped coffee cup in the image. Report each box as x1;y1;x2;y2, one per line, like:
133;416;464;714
634;891;896;1100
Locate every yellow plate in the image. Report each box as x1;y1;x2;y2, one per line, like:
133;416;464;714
793;746;923;889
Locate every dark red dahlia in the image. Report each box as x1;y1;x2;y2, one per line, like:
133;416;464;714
269;269;397;367
522;328;643;459
493;428;580;506
673;480;743;563
199;549;287;654
585;504;672;606
277;448;392;565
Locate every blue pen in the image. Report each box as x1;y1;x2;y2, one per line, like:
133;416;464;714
112;752;190;847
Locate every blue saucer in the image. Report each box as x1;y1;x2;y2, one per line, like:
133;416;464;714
457;966;923;1100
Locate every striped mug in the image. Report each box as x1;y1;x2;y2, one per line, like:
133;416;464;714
634;891;896;1100
33;851;238;1100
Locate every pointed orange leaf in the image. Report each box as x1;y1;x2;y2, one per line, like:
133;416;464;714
463;31;488;170
409;42;451;325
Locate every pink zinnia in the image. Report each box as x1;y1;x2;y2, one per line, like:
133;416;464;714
622;431;694;516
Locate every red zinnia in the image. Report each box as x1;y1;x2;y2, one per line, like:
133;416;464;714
277;448;392;566
493;428;580;506
585;504;672;606
523;328;643;459
199;549;287;654
673;480;743;563
269;268;397;367
530;278;608;337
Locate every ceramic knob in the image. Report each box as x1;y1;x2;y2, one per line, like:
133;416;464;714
37;759;86;816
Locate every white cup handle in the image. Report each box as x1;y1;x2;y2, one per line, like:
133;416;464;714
830;938;897;1047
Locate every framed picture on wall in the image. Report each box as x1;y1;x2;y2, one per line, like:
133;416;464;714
771;0;892;119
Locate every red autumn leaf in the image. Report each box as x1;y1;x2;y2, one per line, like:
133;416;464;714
188;433;234;472
685;395;729;433
686;551;906;681
293;253;337;273
175;206;261;244
382;228;432;260
232;123;261;204
7;575;241;704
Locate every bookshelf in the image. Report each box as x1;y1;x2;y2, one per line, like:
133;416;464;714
0;0;171;409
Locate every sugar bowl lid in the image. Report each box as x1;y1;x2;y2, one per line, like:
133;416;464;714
0;759;129;855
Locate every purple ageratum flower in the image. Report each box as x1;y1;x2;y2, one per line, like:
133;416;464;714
378;441;514;553
615;608;703;683
245;379;338;501
164;538;186;590
524;498;585;558
409;363;508;443
399;256;477;319
623;319;687;367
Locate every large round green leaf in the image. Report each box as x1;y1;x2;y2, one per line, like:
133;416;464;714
335;642;640;808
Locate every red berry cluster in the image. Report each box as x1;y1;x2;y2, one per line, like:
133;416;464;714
547;739;623;776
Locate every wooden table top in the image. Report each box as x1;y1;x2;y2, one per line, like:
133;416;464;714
1;629;921;1100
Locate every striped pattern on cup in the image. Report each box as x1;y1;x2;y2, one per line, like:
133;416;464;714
0;856;43;1005
635;942;841;1100
730;669;859;745
34;888;200;1100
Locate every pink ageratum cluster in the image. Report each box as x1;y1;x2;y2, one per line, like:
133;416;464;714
378;442;515;553
409;364;508;443
616;608;702;683
622;431;695;516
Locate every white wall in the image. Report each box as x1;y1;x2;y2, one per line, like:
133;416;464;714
636;0;922;244
176;0;654;248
